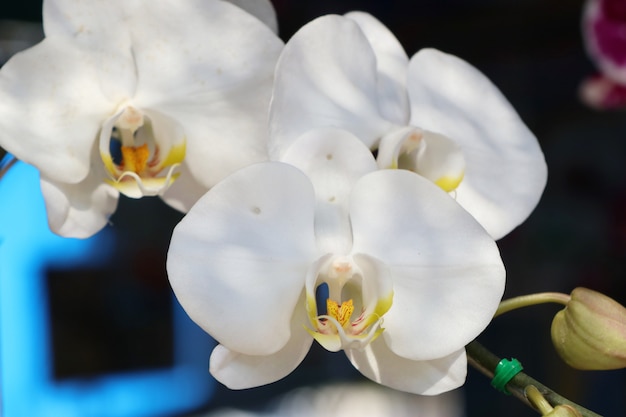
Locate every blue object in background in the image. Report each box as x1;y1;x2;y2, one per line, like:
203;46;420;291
0;156;215;417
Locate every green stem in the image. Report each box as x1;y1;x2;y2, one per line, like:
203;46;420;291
466;340;603;417
495;292;571;317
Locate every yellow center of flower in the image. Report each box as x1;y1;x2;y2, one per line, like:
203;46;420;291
100;105;187;198
326;298;354;327
120;144;150;174
304;255;393;352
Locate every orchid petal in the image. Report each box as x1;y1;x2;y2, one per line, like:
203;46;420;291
160;163;208;213
350;170;505;360
282;129;377;254
407;48;547;239
344;12;410;125
346;338;467;395
39;147;119;238
304;254;335;325
269;15;393;159
0;38;133;184
209;296;313;389
141;109;187;171
167;163;318;356
42;0;131;47
352;253;394;323
224;0;278;34
129;0;283;190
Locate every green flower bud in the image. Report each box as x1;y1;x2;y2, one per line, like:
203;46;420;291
551;287;626;370
545;405;583;417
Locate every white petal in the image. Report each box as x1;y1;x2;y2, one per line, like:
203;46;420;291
344;12;410;125
407;48;547;239
39;148;119;238
159;163;207;213
350;170;505;360
0;38;133;184
43;0;131;48
129;0;283;190
352;253;394;320
346;338;467;395
130;0;282;103
223;0;278;34
269;15;393;159
142;109;187;165
209;297;313;389
167;163;318;356
282;129;377;254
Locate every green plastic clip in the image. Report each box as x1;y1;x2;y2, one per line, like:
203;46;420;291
491;358;523;395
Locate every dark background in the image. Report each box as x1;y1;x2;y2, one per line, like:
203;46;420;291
2;0;626;416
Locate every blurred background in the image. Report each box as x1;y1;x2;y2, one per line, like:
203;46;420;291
1;0;626;416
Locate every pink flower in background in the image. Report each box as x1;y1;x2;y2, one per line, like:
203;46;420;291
580;0;626;109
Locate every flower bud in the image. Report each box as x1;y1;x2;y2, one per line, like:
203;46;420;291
545;405;583;417
551;287;626;370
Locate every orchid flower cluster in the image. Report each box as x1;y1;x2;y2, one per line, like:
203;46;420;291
2;0;624;414
166;10;549;394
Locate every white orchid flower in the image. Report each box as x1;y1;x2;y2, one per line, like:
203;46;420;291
0;0;283;238
269;13;547;240
167;128;505;395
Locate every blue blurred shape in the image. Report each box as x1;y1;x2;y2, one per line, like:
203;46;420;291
0;156;215;417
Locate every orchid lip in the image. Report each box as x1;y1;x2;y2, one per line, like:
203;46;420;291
305;254;393;352
105;163;182;198
99;106;187;198
307;313;385;352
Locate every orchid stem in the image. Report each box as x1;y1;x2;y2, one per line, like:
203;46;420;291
495;292;571;318
466;340;603;417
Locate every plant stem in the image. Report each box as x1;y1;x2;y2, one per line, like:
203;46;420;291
466;340;603;417
495;292;571;317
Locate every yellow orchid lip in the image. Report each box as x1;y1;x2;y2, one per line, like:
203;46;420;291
99;106;187;198
307;313;385;352
104;164;182;198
